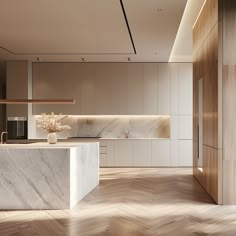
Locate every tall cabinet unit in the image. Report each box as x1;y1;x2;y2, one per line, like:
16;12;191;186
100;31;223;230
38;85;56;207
193;0;236;204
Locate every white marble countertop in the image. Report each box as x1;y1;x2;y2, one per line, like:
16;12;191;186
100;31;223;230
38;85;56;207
68;138;170;140
0;142;99;149
99;138;170;140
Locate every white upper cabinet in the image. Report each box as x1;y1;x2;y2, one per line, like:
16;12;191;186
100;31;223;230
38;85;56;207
142;63;158;114
32;62;192;116
33;63;81;115
127;63;143;114
157;63;171;114
95;64;112;115
7;61;29;117
110;64;128;115
80;63;96;115
178;63;193;115
170;63;179;115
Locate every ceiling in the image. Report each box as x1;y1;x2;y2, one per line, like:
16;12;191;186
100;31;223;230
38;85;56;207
169;0;205;62
0;0;204;62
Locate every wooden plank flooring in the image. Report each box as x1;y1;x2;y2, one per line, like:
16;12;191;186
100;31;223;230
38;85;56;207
1;168;236;236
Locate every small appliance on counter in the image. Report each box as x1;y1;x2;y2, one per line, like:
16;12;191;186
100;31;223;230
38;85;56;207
7;117;28;139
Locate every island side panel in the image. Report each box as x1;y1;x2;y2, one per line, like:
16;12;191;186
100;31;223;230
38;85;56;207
0;148;70;210
70;143;99;208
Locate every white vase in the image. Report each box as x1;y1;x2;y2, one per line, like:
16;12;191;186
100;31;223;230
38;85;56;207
47;132;57;144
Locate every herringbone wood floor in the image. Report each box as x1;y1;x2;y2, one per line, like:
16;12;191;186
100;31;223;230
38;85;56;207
1;168;236;236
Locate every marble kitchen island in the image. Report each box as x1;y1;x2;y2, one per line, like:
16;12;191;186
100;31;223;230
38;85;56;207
0;142;99;210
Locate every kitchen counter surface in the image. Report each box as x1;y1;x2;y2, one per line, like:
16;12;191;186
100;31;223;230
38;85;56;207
6;138;170;144
98;138;170;140
0;142;99;148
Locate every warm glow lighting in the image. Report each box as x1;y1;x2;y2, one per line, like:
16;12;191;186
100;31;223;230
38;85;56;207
34;115;170;119
198;167;203;173
169;0;205;62
192;0;207;29
169;0;190;62
0;99;75;104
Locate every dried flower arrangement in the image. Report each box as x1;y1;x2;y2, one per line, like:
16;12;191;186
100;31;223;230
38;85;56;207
36;113;71;133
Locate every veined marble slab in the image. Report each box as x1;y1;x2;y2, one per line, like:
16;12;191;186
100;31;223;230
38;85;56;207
34;116;170;139
0;142;99;210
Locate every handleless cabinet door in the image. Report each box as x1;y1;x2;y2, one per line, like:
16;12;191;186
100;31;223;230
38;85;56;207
7;61;29;117
106;141;115;166
111;64;128;115
95;64;112;115
133;140;151;166
127;63;143;114
171;64;179;115
80;63;96;115
171;140;179;167
115;140;132;166
179;63;193;115
33;63;81;115
157;64;171;114
99;140;115;167
142;63;158;114
178;115;193;140
100;154;107;167
151;140;171;166
179;140;193;167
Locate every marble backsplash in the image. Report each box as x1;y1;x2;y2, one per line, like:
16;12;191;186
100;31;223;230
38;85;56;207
34;116;170;139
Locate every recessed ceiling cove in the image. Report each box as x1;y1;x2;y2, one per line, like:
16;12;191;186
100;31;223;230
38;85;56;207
0;0;134;54
123;0;187;62
0;0;188;62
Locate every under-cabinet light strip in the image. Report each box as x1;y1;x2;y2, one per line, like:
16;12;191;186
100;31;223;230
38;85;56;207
34;115;170;119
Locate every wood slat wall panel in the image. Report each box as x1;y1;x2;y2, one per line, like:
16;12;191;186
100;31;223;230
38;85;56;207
193;0;218;57
193;0;221;204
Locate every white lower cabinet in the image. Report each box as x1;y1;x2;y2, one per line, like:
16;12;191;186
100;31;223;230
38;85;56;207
179;140;193;166
99;140;115;167
132;140;151;166
98;139;191;167
170;140;179;167
100;153;107;167
151;140;171;166
114;140;133;166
